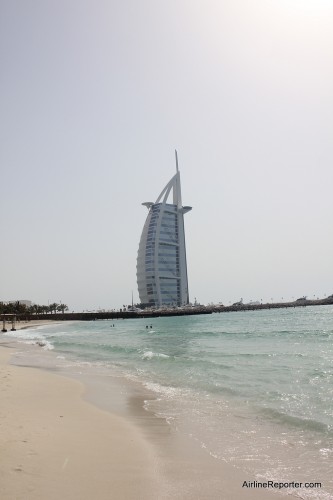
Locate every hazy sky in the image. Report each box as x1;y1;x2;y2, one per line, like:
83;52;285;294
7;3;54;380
1;0;332;311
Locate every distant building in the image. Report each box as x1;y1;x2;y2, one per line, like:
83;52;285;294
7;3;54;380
136;152;192;307
8;300;32;307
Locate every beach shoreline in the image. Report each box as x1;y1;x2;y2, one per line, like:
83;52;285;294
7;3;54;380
1;318;64;332
1;327;282;499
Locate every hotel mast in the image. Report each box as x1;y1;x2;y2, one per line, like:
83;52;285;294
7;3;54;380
136;151;192;307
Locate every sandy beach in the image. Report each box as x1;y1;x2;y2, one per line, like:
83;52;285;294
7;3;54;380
1;318;63;332
0;344;163;500
0;325;280;500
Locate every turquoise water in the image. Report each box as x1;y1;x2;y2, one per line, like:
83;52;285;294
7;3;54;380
8;306;333;499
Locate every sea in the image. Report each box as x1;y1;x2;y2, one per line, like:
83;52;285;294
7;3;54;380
5;305;333;499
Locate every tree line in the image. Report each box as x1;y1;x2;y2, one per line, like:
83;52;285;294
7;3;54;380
0;301;69;316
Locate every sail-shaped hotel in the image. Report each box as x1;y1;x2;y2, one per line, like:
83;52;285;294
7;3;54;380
136;152;192;307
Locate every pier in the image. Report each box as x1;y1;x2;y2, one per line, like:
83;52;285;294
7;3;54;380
7;296;333;323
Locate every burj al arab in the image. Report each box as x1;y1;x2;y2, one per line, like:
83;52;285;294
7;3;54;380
136;152;192;307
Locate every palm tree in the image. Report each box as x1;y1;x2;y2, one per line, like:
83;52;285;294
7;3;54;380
15;301;28;316
40;305;49;315
49;303;59;314
30;304;39;315
57;304;68;314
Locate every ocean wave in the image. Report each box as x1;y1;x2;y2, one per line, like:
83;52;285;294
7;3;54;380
5;329;55;351
144;381;186;398
36;340;54;350
15;339;54;350
141;350;170;360
259;407;331;434
53;341;138;357
6;330;44;341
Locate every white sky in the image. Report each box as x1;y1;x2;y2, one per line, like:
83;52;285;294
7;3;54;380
1;0;332;311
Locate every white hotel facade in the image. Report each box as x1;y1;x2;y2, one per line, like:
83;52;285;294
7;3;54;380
136;154;192;307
